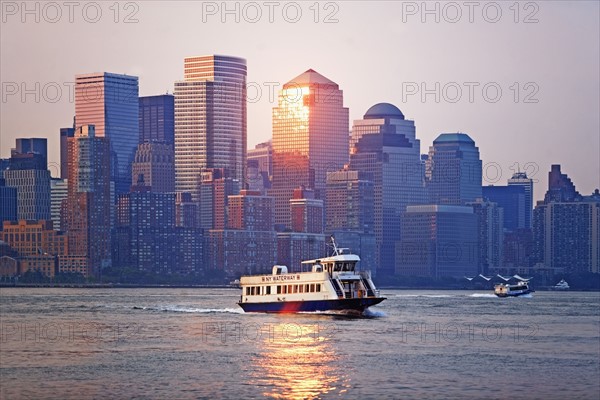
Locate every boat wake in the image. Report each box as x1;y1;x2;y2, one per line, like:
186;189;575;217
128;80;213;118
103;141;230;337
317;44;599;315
132;305;244;314
363;308;387;318
394;294;455;298
297;308;386;319
469;293;498;298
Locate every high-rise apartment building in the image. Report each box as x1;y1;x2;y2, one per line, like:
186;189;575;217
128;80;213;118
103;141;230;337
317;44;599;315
75;72;139;194
199;168;240;230
227;190;274;231
289;187;324;234
174;55;247;204
325;169;374;233
270;69;349;228
63;125;112;277
533;165;599;273
50;178;68;231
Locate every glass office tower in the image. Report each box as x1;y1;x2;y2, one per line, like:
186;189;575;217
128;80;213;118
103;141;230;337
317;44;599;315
75;72;139;194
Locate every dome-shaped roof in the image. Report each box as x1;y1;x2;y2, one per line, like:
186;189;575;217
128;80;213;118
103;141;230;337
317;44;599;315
364;103;404;119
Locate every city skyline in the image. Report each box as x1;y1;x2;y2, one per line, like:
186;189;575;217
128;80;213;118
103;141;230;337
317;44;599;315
1;2;598;204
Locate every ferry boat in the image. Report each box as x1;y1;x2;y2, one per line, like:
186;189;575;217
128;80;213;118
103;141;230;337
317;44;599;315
237;240;386;313
494;281;534;297
551;279;570;291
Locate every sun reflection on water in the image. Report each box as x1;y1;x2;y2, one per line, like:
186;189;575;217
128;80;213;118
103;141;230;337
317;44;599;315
249;322;350;399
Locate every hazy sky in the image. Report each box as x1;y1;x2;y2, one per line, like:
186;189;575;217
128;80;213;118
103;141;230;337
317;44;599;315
1;1;598;202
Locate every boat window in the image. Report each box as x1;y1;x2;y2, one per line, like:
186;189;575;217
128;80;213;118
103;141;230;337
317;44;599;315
305;284;309;293
299;285;304;293
266;286;271;295
250;287;255;296
282;285;287;294
246;287;251;295
334;263;340;272
310;284;315;292
277;285;281;294
288;285;292;294
316;284;321;292
293;285;298;293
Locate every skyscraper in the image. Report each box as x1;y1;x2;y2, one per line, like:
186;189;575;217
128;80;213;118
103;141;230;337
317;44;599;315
174;55;247;204
508;172;533;228
270;69;349;228
139;95;175;145
75;72;139;194
426;133;482;205
3;152;51;221
349;103;425;276
60;127;75;179
63;125;111;277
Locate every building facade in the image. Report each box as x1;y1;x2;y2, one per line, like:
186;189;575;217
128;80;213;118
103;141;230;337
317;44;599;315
174;55;247;204
63;125;112;277
0;177;17;223
199;168;240;230
290;187;324;234
270;69;349;228
3;152;51;221
50;178;68;231
508;172;533;228
467;199;504;275
349;103;425;277
325;169;374;233
75;72;139;194
139;95;175;145
131;142;175;193
426;133;482;205
227;190;274;231
60;127;75;179
482;185;526;232
397;205;478;278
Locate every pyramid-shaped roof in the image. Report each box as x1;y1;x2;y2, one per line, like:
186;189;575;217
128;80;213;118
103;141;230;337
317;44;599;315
284;69;338;89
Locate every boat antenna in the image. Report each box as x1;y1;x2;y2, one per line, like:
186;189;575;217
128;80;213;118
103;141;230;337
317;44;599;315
329;235;340;256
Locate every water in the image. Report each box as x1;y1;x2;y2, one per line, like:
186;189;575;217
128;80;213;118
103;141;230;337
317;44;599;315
1;288;599;399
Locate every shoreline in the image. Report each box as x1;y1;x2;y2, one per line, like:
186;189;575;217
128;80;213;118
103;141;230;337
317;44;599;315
1;283;598;291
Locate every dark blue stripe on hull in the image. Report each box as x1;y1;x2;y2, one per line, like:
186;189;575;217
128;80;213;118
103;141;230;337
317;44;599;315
238;297;386;313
